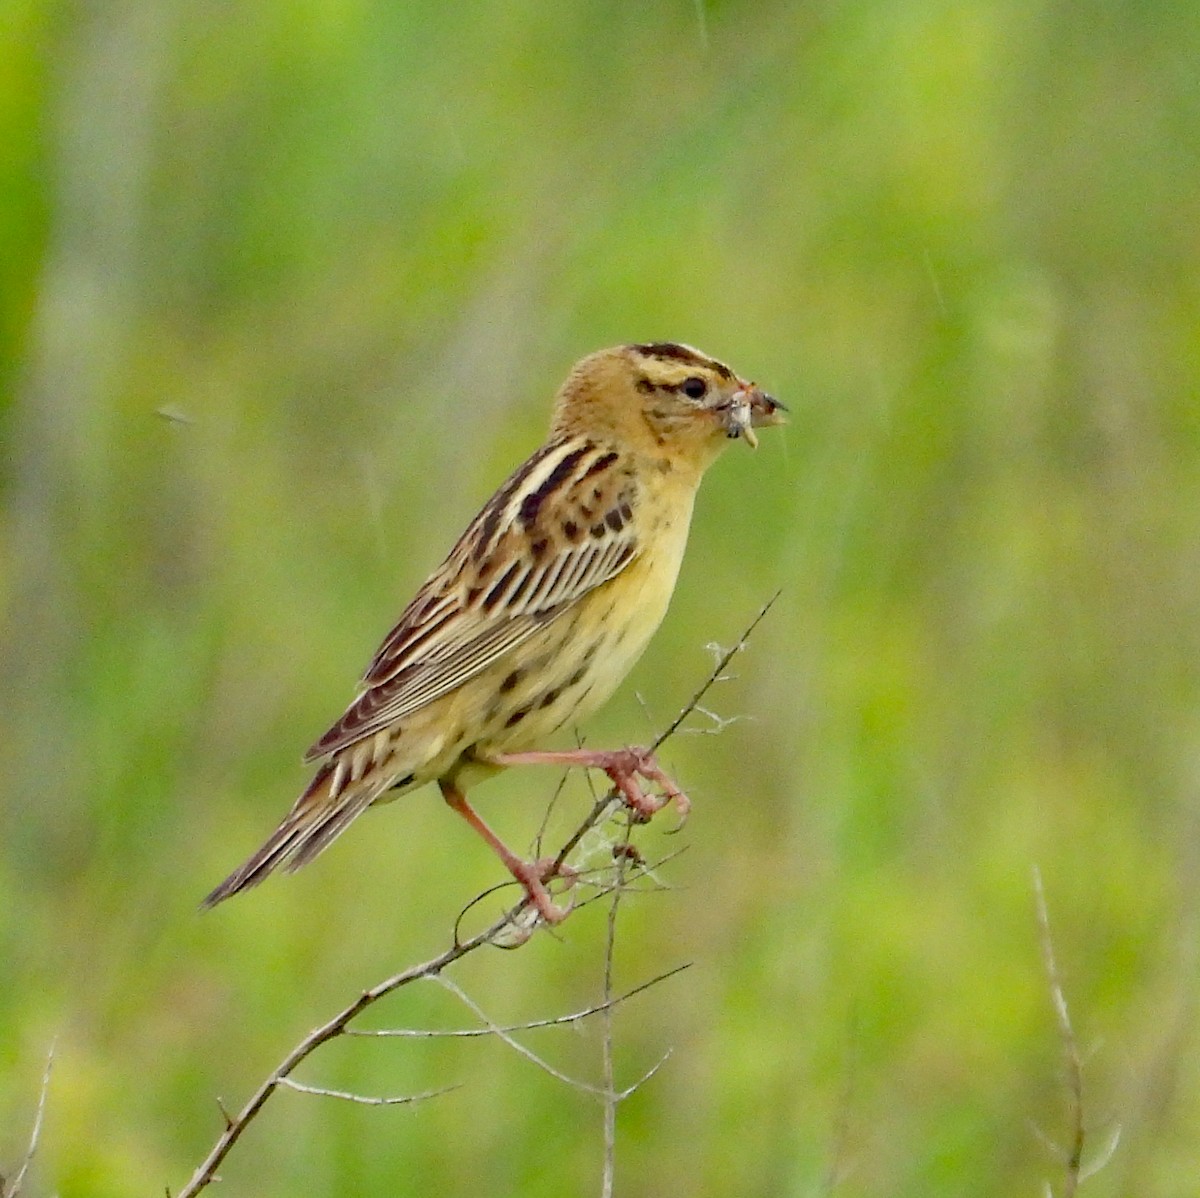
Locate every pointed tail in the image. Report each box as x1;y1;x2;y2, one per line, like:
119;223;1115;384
201;761;395;908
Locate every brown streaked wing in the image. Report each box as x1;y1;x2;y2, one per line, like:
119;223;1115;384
305;439;638;761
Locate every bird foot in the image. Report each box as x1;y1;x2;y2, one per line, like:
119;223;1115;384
509;856;577;924
591;746;691;823
487;745;690;824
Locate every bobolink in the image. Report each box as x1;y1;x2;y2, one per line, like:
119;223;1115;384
204;342;784;921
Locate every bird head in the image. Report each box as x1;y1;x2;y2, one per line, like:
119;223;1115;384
551;342;786;474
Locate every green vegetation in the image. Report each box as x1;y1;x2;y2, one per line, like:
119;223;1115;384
3;1;1199;1194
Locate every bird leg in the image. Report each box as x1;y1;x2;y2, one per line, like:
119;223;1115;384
439;779;571;924
487;747;691;822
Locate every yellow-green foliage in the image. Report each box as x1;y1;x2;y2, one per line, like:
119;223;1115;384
3;2;1199;1195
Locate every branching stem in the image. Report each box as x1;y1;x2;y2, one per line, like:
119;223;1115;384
174;597;777;1196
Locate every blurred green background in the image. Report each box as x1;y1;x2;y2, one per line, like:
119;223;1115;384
3;1;1200;1194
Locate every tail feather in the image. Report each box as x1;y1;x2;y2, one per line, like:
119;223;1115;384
201;762;396;908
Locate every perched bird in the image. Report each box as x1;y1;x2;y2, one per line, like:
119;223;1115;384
203;342;784;921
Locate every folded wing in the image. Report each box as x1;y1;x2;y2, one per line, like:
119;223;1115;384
306;437;637;761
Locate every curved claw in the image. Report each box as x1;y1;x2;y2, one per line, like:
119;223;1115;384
510;856;577;924
603;747;690;824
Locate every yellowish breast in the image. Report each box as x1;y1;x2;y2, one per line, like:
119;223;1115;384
568;496;694;723
452;482;698;760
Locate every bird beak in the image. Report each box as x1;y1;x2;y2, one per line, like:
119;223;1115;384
722;386;787;449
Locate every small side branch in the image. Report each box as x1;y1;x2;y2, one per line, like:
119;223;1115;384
1033;865;1084;1198
600;814;633;1198
348;963;691;1039
0;1043;54;1198
1032;866;1119;1196
175;916;509;1198
276;1078;458;1106
650;590;780;753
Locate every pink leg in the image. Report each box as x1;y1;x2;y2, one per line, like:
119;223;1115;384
440;780;570;924
487;747;691;821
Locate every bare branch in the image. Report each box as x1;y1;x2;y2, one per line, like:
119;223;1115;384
600;812;633;1198
613;1047;672;1101
176;598;777;1196
651;590;780;752
175;913;512;1198
1;1042;54;1198
433;975;610;1096
276;1078;458;1106
347;962;691;1039
533;768;574;864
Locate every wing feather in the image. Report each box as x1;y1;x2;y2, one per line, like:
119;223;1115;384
305;438;637;761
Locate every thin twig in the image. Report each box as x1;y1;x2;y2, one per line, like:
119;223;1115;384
600;813;634;1198
650;590;780;752
612;1049;672;1100
347;962;691;1038
175;914;511;1198
433;975;610;1095
569;844;688;904
1032;865;1085;1198
1079;1125;1122;1183
533;767;574;864
1;1042;54;1198
276;1078;458;1106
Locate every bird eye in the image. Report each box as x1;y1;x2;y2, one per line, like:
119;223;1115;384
681;376;707;399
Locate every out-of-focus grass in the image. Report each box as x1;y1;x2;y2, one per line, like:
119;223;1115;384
3;1;1200;1195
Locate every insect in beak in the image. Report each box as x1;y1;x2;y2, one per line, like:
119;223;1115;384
721;386;787;449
